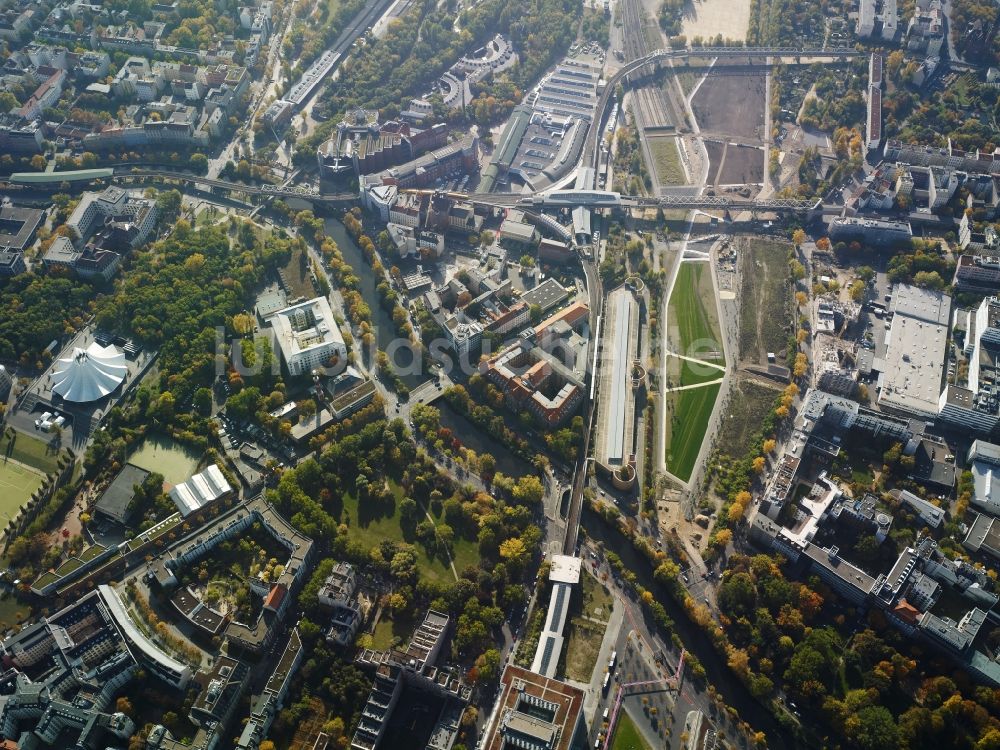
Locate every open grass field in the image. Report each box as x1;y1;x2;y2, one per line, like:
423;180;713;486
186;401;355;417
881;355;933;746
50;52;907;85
611;710;652;750
128;434;200;485
666;382;721;481
715;378;780;460
339;481;475;583
647;136;686;185
371;611;416;650
738;238;794;365
0;431;58;475
0;460;44;524
668;262;724;361
0;594;31;630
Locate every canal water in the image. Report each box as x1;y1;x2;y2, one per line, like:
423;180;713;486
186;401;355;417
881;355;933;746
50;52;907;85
323;218;428;390
435;401;529;478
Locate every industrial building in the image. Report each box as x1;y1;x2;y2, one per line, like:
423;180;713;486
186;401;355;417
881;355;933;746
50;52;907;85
595;286;642;488
876;284;950;419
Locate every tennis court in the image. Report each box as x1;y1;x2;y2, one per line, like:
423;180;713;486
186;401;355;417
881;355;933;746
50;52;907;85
0;460;44;525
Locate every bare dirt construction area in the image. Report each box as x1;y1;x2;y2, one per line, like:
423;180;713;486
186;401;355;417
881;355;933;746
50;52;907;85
704;140;762;188
690;61;766;140
717;144;764;185
682;0;751;42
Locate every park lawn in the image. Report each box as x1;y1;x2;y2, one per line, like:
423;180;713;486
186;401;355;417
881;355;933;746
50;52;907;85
0;594;31;630
648;136;686;185
668;262;724;362
611;709;653;750
666;382;721;481
339;482;475;583
371;612;416;650
0;460;44;523
0;431;59;475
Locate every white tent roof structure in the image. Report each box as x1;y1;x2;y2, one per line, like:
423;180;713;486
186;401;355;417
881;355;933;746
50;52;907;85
169;464;232;516
51;342;127;403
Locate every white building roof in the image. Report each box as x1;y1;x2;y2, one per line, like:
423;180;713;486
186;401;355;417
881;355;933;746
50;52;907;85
548;554;581;584
271;296;345;365
878;284;951;417
169;464;231;517
51;341;127;402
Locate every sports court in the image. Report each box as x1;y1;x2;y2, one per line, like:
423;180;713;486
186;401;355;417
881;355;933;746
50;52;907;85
0;460;44;525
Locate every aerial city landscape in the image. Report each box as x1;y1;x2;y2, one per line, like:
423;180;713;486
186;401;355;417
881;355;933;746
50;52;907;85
0;0;999;747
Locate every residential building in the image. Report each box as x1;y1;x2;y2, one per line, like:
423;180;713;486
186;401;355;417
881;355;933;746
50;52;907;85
150;495;314;654
955;253;1000;293
317;562;357;608
829;217;912;244
351;611;470;750
236;628;303;750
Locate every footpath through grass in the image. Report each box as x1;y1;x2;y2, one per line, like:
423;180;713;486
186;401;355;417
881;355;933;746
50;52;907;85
339;481;477;583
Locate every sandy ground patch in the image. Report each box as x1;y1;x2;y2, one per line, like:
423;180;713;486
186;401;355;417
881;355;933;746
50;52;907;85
681;0;751;42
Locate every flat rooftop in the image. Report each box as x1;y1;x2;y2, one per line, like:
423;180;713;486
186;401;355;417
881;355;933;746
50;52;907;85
599;288;638;466
95;462;149;523
481;665;585;750
878;285;951;417
548;554;581;584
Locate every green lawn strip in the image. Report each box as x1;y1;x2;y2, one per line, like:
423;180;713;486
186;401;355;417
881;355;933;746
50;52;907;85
668;263;725;362
666;382;722;481
668;355;725;389
612;709;653;750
